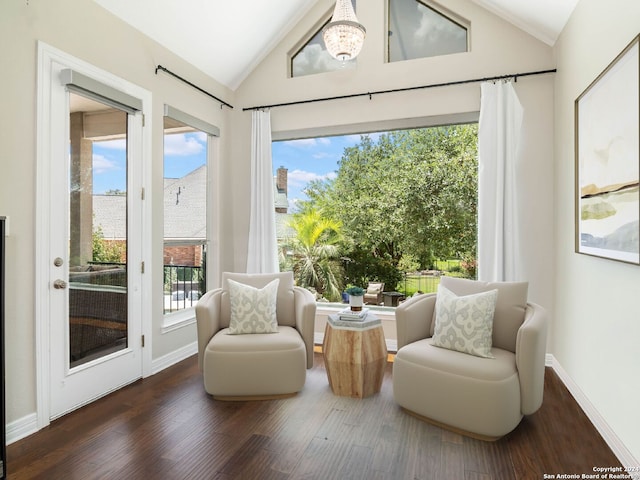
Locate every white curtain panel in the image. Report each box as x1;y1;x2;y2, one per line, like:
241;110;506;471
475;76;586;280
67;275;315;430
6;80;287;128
246;110;279;273
477;81;524;282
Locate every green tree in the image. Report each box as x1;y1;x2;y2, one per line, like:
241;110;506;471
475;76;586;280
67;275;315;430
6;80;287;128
342;246;403;293
303;124;478;279
282;209;344;301
92;225;125;263
395;125;478;264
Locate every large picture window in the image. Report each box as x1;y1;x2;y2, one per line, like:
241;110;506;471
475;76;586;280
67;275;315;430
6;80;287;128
272;123;478;306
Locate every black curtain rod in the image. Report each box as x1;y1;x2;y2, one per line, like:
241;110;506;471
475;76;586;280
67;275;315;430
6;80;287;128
243;68;556;111
155;65;234;110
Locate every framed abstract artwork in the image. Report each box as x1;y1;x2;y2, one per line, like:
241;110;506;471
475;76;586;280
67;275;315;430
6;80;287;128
575;34;639;265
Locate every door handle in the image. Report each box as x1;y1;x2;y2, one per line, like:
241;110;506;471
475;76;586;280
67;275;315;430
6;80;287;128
53;279;67;290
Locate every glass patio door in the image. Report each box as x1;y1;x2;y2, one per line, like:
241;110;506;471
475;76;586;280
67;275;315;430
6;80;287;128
67;92;129;367
49;86;143;419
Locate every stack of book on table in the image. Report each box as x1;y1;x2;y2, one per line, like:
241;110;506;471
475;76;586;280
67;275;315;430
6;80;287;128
338;308;369;321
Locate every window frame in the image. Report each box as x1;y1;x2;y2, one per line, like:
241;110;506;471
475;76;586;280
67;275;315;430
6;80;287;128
386;0;470;64
161;105;219;331
271;112;480;309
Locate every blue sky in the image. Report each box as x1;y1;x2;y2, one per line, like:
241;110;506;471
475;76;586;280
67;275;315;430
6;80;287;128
92;132;208;194
272;134;363;209
92;139;127;193
91;131;380;206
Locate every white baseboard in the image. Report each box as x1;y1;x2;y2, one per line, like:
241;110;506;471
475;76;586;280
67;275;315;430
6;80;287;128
547;354;640;472
150;341;198;375
6;413;38;445
6;343;199;446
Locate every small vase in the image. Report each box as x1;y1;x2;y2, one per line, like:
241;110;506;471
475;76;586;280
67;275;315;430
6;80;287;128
349;295;363;311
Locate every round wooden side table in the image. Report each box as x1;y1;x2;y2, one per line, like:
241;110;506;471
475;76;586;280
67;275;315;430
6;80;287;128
323;313;387;398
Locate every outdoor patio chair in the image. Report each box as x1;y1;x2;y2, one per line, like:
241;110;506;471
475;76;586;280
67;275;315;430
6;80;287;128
364;282;384;305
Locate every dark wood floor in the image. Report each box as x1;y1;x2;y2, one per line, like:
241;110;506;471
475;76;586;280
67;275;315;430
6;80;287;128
8;352;621;479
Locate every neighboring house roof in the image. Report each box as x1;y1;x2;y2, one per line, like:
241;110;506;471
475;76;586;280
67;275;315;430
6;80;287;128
93;194;126;240
94;165;292;241
163;165;207;241
275;212;295;240
274;190;288;211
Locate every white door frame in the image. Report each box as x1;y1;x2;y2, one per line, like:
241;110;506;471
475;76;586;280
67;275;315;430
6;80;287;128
36;42;153;428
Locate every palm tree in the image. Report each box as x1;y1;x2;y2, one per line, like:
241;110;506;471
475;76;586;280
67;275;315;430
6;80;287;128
282;209;344;301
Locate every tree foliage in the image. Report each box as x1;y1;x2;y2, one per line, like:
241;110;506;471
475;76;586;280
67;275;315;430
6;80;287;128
92;225;125;263
281;209;344;301
303;124;478;288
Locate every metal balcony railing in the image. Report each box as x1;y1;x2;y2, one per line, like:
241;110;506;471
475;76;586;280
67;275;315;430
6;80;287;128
163;264;205;313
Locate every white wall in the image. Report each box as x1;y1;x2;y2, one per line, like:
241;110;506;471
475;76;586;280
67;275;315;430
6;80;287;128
0;0;233;434
6;0;626;462
232;0;555;307
553;0;640;463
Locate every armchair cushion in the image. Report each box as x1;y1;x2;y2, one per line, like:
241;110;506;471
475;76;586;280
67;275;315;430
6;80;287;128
437;277;528;353
227;278;279;334
393;339;522;439
204;326;306;397
432;285;498;358
221;272;296;329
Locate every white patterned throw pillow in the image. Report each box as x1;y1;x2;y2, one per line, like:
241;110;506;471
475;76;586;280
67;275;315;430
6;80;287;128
227;278;279;334
432;285;498;358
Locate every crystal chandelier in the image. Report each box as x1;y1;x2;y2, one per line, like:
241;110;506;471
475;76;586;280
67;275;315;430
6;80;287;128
322;0;366;62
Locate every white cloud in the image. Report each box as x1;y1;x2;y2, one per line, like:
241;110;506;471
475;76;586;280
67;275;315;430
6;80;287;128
164;133;205;156
93;154;119;174
288;169;336;186
288;197;304;212
368;132;384;142
192;131;207;142
284;137;331;149
412;8;466;53
284;138;315;148
343;132;383;144
291;43;355;77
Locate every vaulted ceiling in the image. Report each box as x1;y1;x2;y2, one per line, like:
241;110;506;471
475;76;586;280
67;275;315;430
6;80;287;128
93;0;579;90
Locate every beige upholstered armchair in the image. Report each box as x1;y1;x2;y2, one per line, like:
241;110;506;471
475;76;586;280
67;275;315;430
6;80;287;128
364;282;384;305
195;272;316;400
392;276;548;440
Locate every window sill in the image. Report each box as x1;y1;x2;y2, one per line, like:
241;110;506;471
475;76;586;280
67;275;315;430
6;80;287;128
159;302;398;350
162;308;196;334
315;303;398;352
